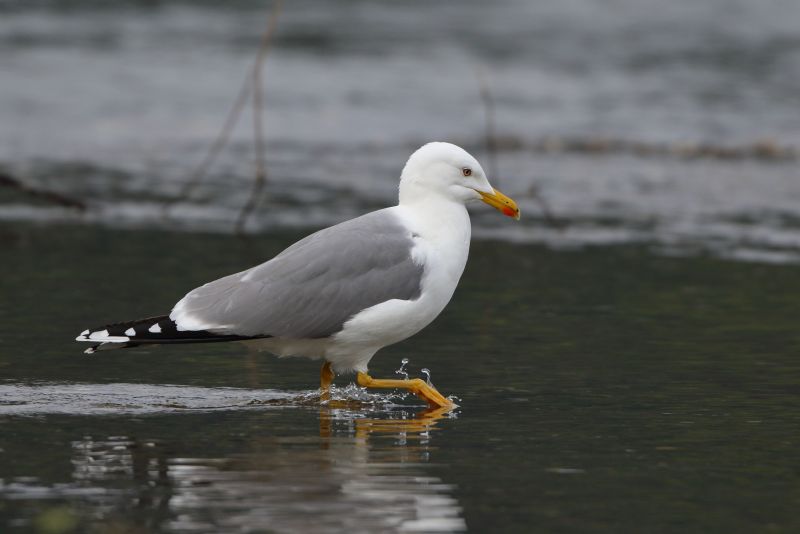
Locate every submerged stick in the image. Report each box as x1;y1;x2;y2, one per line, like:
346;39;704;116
161;71;253;215
163;0;282;227
0;171;86;211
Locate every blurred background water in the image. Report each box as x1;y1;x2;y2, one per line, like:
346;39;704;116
1;0;800;260
2;1;800;532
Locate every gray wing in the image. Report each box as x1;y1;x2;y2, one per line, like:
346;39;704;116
170;209;424;339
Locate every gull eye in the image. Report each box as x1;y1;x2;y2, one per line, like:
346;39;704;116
462;167;472;177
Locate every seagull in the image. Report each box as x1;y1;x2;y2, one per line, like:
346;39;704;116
76;142;520;408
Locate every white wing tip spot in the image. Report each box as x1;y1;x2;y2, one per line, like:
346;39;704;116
125;328;136;336
89;329;109;340
85;329;129;342
148;323;162;334
76;329;91;341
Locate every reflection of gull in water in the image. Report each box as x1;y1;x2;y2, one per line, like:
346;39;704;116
0;383;464;531
64;409;464;533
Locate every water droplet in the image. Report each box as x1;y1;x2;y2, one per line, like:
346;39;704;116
395;358;410;380
421;368;432;386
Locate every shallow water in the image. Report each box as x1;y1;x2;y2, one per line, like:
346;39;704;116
2;224;800;532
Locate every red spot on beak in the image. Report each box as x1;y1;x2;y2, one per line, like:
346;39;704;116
502;207;516;218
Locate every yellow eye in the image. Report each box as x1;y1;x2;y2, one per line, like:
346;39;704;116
462;168;472;177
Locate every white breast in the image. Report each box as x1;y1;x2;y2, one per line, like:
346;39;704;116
326;201;471;373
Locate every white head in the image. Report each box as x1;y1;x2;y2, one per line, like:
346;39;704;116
399;142;520;219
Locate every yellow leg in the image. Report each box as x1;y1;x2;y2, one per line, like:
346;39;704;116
357;372;455;409
320;361;335;402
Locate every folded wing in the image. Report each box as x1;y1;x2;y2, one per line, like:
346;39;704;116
170;209;424;339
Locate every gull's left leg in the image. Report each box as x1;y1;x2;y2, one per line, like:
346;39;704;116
357;372;455;409
320;361;335;402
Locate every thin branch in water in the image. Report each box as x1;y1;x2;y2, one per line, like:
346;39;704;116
0;171;86;211
163;0;282;222
235;0;282;235
161;74;252;215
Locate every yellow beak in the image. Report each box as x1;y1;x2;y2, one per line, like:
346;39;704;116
478;188;520;220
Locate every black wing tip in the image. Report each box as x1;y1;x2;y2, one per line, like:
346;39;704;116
76;315;268;350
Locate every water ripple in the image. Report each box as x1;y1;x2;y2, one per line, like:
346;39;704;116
0;382;312;415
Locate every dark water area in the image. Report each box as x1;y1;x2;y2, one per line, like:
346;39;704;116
2;224;800;532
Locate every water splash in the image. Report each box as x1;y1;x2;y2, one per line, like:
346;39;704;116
395;358;410;380
447;395;463;407
421;368;433;387
318;383;403;408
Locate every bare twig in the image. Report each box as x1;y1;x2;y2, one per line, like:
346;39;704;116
163;0;282;226
0;171;86;211
161;73;253;215
234;1;282;234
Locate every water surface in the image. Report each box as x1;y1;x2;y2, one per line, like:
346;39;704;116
2;224;799;532
2;1;800;531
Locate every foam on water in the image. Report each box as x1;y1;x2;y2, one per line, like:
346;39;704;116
0;382;300;415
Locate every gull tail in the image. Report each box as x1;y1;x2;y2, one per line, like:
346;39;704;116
75;315;261;354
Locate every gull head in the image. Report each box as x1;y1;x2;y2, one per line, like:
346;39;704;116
399;142;520;219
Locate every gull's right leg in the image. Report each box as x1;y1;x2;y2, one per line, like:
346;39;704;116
356;372;455;409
